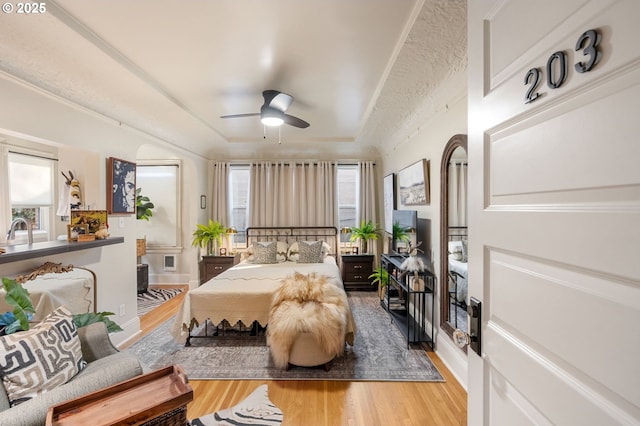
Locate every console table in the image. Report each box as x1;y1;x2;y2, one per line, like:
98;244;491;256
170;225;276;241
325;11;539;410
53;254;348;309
381;253;435;349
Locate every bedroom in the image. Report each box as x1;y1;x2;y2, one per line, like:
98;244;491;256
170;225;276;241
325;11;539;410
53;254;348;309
1;0;637;424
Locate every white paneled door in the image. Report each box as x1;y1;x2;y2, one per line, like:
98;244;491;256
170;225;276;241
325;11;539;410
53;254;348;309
468;1;640;424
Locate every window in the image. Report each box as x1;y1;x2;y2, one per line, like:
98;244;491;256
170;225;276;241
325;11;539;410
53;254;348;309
337;165;358;242
8;152;55;242
136;161;181;249
228;165;249;245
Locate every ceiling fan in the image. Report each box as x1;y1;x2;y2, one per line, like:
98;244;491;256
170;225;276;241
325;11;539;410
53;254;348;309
220;90;310;128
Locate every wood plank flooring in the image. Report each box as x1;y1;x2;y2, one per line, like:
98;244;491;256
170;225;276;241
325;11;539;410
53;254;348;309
123;286;467;425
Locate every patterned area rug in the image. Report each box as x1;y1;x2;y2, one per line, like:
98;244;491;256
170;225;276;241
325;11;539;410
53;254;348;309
137;287;184;317
128;292;444;382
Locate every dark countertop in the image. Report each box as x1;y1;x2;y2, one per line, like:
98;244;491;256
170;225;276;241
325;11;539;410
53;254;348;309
0;237;124;264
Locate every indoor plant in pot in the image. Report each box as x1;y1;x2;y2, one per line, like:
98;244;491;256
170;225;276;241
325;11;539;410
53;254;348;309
368;266;389;300
192;219;227;255
349;220;381;254
392;220;411;253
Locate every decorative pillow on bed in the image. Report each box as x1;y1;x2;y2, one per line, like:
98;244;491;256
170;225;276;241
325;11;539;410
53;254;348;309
276;241;289;262
448;241;464;261
287;241;331;262
252;241;278;264
0;306;86;406
461;239;468;262
297;240;324;263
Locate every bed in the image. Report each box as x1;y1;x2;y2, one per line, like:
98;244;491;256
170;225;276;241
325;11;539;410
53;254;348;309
170;226;356;346
447;226;468;305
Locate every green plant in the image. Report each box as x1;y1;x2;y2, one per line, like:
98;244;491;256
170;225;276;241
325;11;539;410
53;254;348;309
0;277;35;334
392;220;411;252
192;219;227;255
349;220;381;253
136;188;155;221
72;311;123;333
0;277;121;335
368;266;389;289
369;266;389;300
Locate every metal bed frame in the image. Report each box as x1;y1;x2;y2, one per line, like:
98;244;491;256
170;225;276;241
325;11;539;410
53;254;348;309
185;226;339;345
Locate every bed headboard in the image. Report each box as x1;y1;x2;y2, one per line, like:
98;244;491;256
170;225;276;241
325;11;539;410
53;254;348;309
246;226;339;257
448;226;467;242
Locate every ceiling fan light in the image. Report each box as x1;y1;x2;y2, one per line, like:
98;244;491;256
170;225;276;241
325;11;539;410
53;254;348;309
261;116;284;127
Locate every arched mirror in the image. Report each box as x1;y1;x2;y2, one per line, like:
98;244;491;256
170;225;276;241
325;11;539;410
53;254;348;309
440;134;468;345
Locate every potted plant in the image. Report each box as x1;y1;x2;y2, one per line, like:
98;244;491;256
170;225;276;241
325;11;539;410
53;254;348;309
192;219;227;255
136;188;155;221
349;220;381;254
368;266;389;300
392;220;411;253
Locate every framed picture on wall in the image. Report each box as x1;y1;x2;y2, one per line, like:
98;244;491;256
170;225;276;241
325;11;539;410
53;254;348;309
70;210;108;234
398;159;430;206
383;173;396;234
107;157;136;214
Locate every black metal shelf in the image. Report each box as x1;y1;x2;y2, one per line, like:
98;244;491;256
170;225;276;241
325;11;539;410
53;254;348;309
381;253;435;349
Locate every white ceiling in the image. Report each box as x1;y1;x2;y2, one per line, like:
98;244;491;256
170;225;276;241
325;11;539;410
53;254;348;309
0;0;466;160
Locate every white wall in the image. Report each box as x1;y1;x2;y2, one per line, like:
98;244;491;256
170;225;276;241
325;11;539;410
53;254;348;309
378;68;469;387
0;73;209;344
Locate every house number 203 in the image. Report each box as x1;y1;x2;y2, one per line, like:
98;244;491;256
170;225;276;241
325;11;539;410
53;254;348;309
524;29;601;104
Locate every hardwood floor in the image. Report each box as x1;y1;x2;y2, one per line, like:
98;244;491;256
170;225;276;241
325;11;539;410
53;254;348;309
123;286;468;425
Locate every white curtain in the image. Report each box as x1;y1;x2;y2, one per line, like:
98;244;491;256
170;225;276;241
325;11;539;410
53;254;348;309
448;162;467;226
357;161;378;258
357;161;377;224
210;162;229;225
0;146;11;243
249;161;337;227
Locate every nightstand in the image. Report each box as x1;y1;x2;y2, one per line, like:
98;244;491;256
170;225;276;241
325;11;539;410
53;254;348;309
137;264;149;294
341;254;374;291
199;254;240;284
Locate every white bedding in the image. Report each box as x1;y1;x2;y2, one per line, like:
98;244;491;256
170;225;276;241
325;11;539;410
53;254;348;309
448;257;468;303
170;256;354;343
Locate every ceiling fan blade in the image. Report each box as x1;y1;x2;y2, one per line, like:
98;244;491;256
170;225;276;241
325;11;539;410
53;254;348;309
263;90;293;112
220;113;260;119
283;113;310;128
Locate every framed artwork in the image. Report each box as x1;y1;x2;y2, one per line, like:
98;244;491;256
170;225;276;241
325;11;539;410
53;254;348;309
67;224;88;242
70;210;108;234
107;157;136;214
398;159;430;206
383;173;396;234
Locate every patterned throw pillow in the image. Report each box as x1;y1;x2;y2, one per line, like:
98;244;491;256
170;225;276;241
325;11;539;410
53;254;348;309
276;241;289;262
297;240;324;263
253;241;277;264
0;306;86;406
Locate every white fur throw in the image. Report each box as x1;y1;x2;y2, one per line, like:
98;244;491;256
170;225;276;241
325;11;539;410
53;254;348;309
267;272;348;369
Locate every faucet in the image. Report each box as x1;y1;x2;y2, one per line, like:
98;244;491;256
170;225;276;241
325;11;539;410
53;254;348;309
7;218;33;245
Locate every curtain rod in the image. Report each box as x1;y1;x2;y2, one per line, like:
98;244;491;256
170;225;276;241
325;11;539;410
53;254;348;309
215;161;375;167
